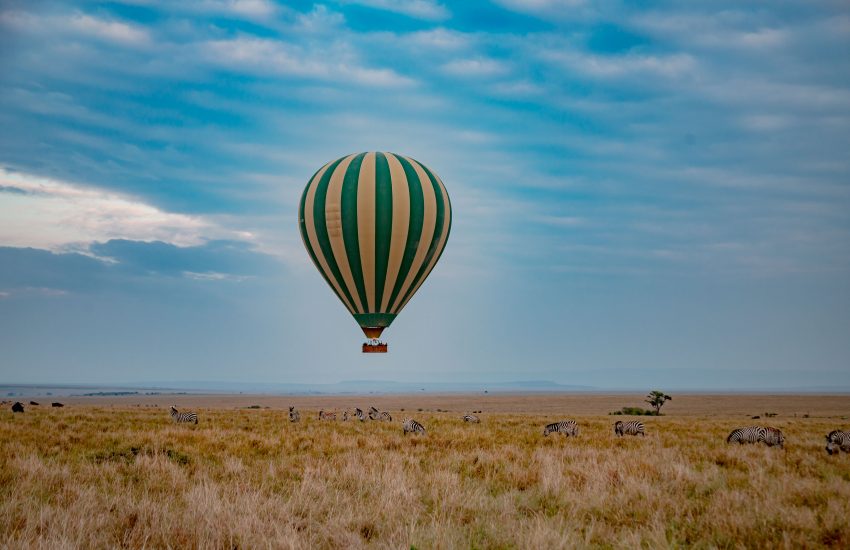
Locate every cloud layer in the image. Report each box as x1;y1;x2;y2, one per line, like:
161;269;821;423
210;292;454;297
1;1;848;385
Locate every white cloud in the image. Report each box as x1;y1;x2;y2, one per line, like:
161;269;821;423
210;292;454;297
407;28;470;50
69;14;150;45
198;37;415;87
441;57;509;78
0;168;250;251
543;49;696;79
345;0;450;21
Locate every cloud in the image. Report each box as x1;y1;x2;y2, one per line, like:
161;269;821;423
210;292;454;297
69;14;150;45
0;239;278;297
197;37;415;87
0;168;251;251
441;57;510;78
345;0;450;21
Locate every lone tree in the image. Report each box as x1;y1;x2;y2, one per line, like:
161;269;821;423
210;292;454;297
645;390;672;415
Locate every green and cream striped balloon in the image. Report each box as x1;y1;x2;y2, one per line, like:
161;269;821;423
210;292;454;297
298;152;452;340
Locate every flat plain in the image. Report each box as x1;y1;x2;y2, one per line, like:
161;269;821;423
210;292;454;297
1;393;849;549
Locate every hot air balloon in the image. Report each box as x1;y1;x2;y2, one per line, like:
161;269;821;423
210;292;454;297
298;152;452;352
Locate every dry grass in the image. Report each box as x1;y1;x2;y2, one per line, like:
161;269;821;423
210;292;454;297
2;403;849;549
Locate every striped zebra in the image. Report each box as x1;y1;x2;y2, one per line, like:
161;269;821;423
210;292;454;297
543;420;578;437
762;426;785;448
402;418;426;435
319;410;336;421
170;406;198;424
288;406;300;423
462;414;480;423
354;408;368;422
614;420;645;437
825;430;850;455
726;426;765;445
369;406;392;421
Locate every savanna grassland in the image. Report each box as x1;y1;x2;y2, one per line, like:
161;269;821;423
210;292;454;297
2;396;849;549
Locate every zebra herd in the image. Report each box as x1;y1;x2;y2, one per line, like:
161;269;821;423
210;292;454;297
166;406;849;453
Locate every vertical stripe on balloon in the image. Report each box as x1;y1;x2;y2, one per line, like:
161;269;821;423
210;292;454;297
301;158;357;314
380;153;410;312
325;154;364;313
395;165;451;314
310;154;359;314
356;153;377;312
389;156;437;313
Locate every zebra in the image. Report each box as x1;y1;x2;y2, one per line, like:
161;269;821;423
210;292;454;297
288;406;300;423
543;420;578;437
762;426;785;448
726;426;765;445
319;410;336;421
369;406;392;421
170;406;198;424
825;430;850;455
354;408;367;422
402;418;426;435
462;414;480;423
614;420;645;437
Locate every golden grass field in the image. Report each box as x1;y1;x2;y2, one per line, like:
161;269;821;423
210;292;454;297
2;394;849;549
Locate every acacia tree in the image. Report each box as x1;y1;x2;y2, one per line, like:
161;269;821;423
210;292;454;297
645;390;672;415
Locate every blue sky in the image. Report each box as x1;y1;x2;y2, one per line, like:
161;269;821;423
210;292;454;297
1;0;849;389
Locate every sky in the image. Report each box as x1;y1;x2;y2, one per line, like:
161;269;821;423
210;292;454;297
1;0;849;390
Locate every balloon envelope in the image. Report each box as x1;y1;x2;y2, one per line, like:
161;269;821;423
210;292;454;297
298;152;452;339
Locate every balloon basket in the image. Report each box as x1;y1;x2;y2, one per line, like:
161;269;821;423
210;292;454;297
363;340;387;353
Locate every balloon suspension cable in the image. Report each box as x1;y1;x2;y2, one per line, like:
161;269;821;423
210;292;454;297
362;339;387;353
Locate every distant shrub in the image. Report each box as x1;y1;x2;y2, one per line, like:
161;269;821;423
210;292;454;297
609;407;656;416
765;412;778;418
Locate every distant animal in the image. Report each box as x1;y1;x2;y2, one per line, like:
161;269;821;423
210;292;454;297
369;406;392;421
319;410;336;421
762;426;785;448
342;410;349;421
403;418;426;435
462;414;480;423
614;420;645;437
354;408;367;422
543;420;578;437
169;406;198;424
288;406;300;423
52;402;64;407
29;401;39;406
825;430;850;455
11;402;24;413
726;426;766;445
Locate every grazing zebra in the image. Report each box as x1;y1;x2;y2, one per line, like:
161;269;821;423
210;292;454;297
169;406;198;424
368;406;392;421
762;426;785;447
462;414;480;423
614;420;645;437
726;426;765;445
543;420;578;437
288;406;300;423
825;430;850;455
342;410;349;421
318;410;336;421
354;408;368;422
402;418;426;435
